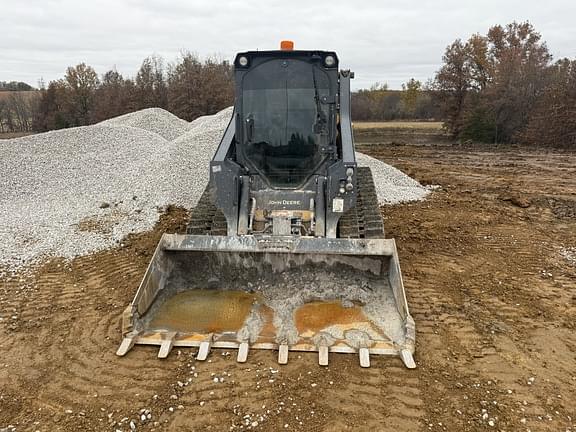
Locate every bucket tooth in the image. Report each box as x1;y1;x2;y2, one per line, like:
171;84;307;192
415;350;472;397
197;335;213;361
278;344;289;365
400;349;416;369
158;332;177;359
318;346;329;366
116;332;138;356
359;348;370;368
237;342;249;363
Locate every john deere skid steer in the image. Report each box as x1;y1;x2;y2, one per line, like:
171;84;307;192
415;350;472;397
117;41;416;368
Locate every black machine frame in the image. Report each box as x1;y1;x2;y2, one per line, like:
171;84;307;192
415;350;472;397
209;49;358;238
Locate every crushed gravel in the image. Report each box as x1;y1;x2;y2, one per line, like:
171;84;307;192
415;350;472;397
0;107;428;271
355;152;430;204
162;107;234;208
560;247;576;266
98;107;190;141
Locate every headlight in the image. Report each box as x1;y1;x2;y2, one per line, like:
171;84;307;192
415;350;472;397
238;56;249;67
346;167;354;177
324;55;336;67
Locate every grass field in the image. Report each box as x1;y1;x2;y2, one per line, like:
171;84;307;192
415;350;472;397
0;132;34;139
0;90;39;101
353;121;444;130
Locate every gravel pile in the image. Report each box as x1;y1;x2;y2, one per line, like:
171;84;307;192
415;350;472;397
0;107;428;270
99;108;190;140
162;107;234;208
0;125;169;269
187;107;233;132
355;152;430;204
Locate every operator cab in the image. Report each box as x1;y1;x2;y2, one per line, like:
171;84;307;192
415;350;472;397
234;46;340;189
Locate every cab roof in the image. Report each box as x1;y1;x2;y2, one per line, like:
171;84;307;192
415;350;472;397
234;50;339;69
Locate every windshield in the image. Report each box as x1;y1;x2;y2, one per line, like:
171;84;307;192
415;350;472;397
241;59;331;187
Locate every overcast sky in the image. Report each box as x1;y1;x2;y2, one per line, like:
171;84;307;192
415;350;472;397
1;0;575;89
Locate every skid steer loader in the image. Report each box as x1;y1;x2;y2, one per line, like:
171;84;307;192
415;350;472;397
117;41;416;368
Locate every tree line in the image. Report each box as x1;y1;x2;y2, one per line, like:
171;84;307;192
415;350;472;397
2;23;574;147
0;81;34;91
434;21;575;147
4;56;441;134
32;53;234;131
0;89;37;133
351;80;442;121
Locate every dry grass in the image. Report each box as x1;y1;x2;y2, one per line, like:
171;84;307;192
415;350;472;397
353;121;444;130
0;132;34;139
0;90;39;101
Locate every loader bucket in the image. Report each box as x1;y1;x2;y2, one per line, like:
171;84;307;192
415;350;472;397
117;234;416;368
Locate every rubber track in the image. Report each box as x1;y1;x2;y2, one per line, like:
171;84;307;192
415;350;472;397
338;167;385;239
187;167;385;239
186;187;227;235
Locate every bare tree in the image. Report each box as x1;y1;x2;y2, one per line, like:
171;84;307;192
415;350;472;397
33;81;68;131
401;78;422;118
135;55;168;109
0;99;7;132
434;39;475;136
522;59;576;148
434;21;553;143
486;22;552;142
167;52;233;121
64;63;100;126
92;69;135;122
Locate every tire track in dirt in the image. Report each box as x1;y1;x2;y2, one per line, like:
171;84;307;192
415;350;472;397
454;249;576;431
374;366;423;431
317;364;423;431
158;347;427;432
378;144;576;431
6;254;177;410
430;241;569;427
382;194;573;430
406;246;489;356
167;355;280;430
0;209;191;430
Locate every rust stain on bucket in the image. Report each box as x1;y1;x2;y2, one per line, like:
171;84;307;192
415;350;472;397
148;290;257;334
294;301;373;334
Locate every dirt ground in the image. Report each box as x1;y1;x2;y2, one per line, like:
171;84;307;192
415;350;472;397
353;121;443;130
1;141;575;432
